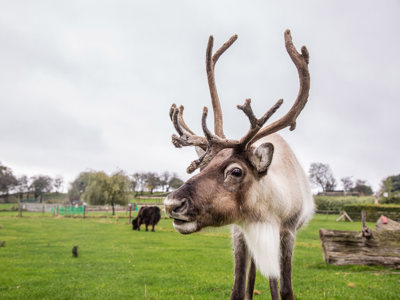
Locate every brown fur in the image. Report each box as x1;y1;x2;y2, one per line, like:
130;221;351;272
165;135;314;299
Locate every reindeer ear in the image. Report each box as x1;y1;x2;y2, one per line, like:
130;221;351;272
248;143;274;174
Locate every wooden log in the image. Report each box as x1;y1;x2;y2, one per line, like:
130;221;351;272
319;228;400;268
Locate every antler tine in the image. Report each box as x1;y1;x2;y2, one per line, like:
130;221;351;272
169;103;176;121
177;105;195;135
170;104;194;135
206;34;238;139
250;29;310;143
186;106;240;173
170;104;208;150
237;98;284;147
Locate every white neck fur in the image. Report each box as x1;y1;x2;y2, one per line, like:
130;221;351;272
241;222;281;278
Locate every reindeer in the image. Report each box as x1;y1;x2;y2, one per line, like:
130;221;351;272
164;30;314;300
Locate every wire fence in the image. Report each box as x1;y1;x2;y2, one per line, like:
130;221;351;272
14;202;165;220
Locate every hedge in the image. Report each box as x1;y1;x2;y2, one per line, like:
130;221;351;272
343;203;400;222
380;196;400;205
314;196;374;212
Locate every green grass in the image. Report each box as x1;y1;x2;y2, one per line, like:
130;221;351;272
0;214;399;299
132;198;164;204
0;203;18;211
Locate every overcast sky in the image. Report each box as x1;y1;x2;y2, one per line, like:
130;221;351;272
0;1;399;192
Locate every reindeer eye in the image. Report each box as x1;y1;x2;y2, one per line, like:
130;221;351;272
230;168;243;177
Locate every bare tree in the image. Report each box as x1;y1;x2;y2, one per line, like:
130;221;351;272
16;175;29;201
340;176;353;194
30;175;53;203
53;176;64;194
131;172;147;195
309;162;337;192
145;172;160;194
160;171;172;192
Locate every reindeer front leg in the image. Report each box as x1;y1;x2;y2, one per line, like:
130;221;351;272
231;225;249;300
280;230;296;300
269;277;279;300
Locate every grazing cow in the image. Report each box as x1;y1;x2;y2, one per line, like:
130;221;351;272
132;206;161;232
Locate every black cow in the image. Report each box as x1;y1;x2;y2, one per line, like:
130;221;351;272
132;206;161;232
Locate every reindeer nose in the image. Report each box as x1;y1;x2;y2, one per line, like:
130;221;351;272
172;198;188;214
164;196;189;218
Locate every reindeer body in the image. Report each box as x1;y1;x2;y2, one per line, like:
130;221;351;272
166;134;314;277
236;135;314;278
164;30;313;299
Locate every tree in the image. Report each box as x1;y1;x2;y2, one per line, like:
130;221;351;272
340;177;353;194
129;175;137;194
131;172;146;195
160;171;172;192
83;172;108;205
350;179;373;196
381;174;400;198
145;172;161;194
0;163;18;202
168;174;184;190
53;176;64;194
68;171;93;203
15;175;29;201
83;171;130;215
107;170;130;215
30;175;53;202
308;163;336;192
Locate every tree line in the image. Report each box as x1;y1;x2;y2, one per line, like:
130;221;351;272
0;162;63;203
308;162;400;198
68;170;183;215
0;162;184;208
2;160;399;206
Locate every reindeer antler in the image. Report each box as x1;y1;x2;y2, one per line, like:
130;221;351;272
206;34;238;138
249;29;310;143
169;30;310;174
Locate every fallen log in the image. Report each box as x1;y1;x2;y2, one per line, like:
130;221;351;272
319;228;400;268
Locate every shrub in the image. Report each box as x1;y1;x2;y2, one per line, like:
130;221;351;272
344;203;400;222
380;196;400;205
314;196;374;212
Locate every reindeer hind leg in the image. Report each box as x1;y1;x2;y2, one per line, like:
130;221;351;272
245;258;256;300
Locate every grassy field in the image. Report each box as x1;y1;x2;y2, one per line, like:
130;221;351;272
0;213;399;300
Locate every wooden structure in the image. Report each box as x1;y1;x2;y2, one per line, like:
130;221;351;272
319;212;400;268
335;211;353;222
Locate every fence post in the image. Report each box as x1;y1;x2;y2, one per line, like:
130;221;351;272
18;202;22;217
83;204;86;219
42;203;45;216
128;203;132;224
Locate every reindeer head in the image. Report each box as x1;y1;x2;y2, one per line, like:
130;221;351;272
164;30;310;234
